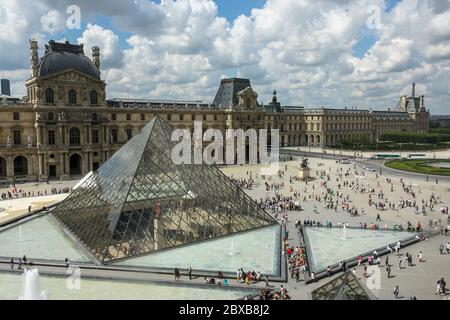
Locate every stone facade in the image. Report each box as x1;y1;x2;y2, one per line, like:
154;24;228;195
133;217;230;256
0;40;430;183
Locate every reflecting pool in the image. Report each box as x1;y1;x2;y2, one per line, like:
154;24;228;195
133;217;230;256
303;227;416;272
0;216;90;262
0;272;250;300
116;225;281;275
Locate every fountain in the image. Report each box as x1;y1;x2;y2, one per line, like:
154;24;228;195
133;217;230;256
228;241;241;256
228;241;235;256
341;224;347;240
19;268;49;300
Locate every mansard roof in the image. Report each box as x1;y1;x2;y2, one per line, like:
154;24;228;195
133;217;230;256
38;40;101;81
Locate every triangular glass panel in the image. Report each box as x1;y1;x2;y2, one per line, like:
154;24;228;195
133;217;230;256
311;271;377;300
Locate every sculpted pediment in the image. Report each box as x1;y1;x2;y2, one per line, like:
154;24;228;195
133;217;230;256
41;69;102;84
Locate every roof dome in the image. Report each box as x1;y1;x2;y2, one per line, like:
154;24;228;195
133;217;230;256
38;40;100;80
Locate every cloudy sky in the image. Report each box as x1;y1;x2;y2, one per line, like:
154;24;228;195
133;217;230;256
0;0;449;113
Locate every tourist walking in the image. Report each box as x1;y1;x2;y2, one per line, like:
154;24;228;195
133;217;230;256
393;285;400;299
418;251;424;263
174;268;180;282
188;266;192;280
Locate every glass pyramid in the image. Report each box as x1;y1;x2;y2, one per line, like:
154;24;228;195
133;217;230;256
311;271;377;300
51;115;277;264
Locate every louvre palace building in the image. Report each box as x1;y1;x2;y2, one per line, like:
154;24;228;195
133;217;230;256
0;40;429;183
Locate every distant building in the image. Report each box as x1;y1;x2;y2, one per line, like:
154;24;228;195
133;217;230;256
1;79;10;96
430;115;450;128
0;39;430;183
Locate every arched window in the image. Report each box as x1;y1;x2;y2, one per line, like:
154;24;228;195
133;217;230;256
69;127;81;145
90;90;98;105
45;88;54;104
246;98;251;109
68;89;77;104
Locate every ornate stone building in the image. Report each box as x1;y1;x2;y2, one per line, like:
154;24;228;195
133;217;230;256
0;40;429;183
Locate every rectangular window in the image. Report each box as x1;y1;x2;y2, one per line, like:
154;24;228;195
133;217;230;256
48;130;55;145
191;114;195;121
167;114;172;121
13;112;20;121
111;113;117;121
13;130;21;145
141;114;145;121
127;113;131;121
126;128;132;140
92;129;99;144
111;128;118;144
179;114;184;121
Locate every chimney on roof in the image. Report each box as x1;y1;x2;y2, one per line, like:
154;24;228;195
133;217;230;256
92;46;101;72
29;39;39;78
412;82;416;98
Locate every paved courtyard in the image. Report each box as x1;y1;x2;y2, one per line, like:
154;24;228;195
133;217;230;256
0;179;77;224
222;157;450;300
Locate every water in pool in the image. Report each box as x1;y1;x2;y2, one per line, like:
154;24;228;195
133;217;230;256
0;272;250;300
116;225;281;275
303;227;415;272
0;216;90;262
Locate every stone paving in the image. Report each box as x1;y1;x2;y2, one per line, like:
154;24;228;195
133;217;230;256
0;179;77;224
222;157;450;300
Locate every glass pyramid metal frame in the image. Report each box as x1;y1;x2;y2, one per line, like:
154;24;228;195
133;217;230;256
51;115;277;264
310;271;378;300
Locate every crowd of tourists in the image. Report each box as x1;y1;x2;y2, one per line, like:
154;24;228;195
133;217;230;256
1;186;71;200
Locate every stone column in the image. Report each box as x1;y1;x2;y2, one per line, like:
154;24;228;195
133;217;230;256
65;152;70;175
6;156;14;180
59;153;65;179
35;124;41;146
85;151;90;174
59;125;64;145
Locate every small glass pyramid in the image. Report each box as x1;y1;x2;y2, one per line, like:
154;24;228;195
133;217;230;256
51;115;277;264
311;271;377;300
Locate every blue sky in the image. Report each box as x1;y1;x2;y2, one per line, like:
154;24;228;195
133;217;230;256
58;0;269;50
56;0;401;59
2;0;448;113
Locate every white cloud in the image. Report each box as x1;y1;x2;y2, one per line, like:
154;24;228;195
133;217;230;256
77;24;122;68
1;0;449;113
40;10;65;34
